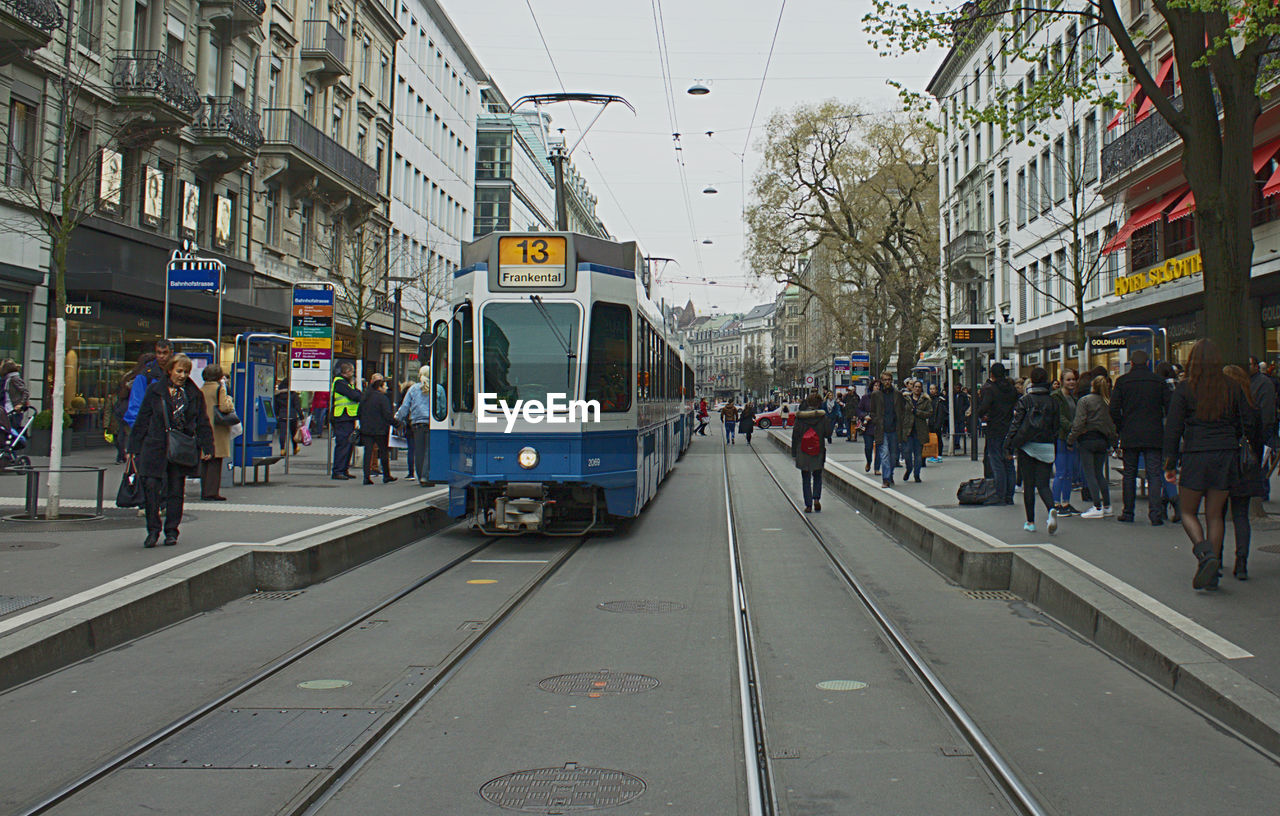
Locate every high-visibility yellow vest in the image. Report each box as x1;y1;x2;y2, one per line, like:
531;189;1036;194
331;377;358;418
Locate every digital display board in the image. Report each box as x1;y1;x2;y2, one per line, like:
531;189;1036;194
951;326;996;347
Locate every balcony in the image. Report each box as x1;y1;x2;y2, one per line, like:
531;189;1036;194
112;51;202;129
944;230;987;277
201;0;265;37
259;108;379;206
1101;95;1186;182
300;20;347;82
0;0;61;64
191;97;263;172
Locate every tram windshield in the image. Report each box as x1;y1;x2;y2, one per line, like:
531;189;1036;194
481;302;581;406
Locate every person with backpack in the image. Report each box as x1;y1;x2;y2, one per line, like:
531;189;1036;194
1110;350;1171;524
1068;375;1118;519
738;401;756;445
977;362;1019;504
791;392;830;512
1005;367;1060;533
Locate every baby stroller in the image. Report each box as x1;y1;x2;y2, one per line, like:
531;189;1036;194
0;406;35;470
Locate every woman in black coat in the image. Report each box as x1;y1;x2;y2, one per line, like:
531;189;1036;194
737;402;756;444
358;378;399;484
126;354;214;548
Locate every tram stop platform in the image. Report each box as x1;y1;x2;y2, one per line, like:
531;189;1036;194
0;442;450;691
763;428;1280;754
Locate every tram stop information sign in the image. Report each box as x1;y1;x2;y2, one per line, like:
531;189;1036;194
290;285;334;390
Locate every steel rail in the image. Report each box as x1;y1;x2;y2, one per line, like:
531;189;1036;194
721;447;778;816
743;442;1050;816
17;527;497;816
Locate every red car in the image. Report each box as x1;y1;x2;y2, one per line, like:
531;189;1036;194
754;403;799;429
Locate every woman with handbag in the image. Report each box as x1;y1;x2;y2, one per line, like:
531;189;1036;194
1163;339;1247;591
199;363;236;501
127;354;214;548
1067;374;1117;520
1221;365;1263;580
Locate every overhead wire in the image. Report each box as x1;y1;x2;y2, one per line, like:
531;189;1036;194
742;0;789;156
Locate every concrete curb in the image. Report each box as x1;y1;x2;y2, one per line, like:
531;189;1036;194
765;430;1280;756
0;497;455;692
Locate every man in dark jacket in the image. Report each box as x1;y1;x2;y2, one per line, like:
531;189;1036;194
977;362;1019;504
951;383;970;454
1110;350;1170;524
842;389;859;443
870;371;907;488
1249;355;1279;500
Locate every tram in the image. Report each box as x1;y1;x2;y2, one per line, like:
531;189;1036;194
425;232;695;534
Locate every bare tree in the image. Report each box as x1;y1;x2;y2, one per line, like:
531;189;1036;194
0;55;131;517
316;218;389;375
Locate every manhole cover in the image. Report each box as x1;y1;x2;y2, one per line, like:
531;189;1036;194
479;763;645;812
251;590;305;601
4;513;103;523
816;680;867;691
0;594;50;616
1259;544;1280;554
538;671;659;697
596;600;686;614
962;589;1020;601
298;679;352;690
0;541;59;550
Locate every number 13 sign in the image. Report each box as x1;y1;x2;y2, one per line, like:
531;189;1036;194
497;235;567;287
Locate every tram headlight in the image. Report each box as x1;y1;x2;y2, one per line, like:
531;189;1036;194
517;446;539;469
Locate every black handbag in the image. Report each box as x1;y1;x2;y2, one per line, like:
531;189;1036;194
1077;430;1109;453
213;385;240;426
162;390;199;468
115;460;144;508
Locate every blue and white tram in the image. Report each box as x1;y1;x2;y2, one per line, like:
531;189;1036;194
425;231;695;534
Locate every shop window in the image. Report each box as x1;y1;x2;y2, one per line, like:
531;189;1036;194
0;296;25;364
1130;222;1159;270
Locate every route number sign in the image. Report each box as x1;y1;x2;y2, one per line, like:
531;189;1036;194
497;236;567;287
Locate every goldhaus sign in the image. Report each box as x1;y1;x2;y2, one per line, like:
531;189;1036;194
1114;253;1202;298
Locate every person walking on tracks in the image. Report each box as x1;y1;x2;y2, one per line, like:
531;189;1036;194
977;362;1019;505
1164;339;1247;591
738;401;756;445
721;398;739;445
1111;350;1170;525
1006;367;1060;533
127;354;213;548
330;363;361;480
792;392;830;512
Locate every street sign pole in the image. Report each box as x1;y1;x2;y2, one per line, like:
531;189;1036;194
165;245;224;343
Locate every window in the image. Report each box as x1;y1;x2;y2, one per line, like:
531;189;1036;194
1054;136;1066;202
299;199;313;260
1131;222;1159;270
1084;113;1098;180
381;54;391;98
1086;232;1100;300
5;98;38;190
1026;160;1037;222
431;320;448;420
473;187;509;236
268;56;282;107
480;302;580;406
362;37;371;84
585;302;632;411
1000;167;1010;225
451;303;473;412
330;103;343;142
1019;267;1028;320
76;0;100;50
264;187;280;245
303;83;316;123
165;14;184;64
1165;213;1196;257
1054;249;1067;305
1040;149;1051;212
356;124;367;160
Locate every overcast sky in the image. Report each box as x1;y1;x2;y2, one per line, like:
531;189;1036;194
442;0;943;316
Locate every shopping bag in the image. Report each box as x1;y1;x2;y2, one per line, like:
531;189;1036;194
299;421;313;447
115;462;145;509
389;425;408;449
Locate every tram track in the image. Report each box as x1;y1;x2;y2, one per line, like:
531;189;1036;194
17;530;588;816
723;443;1049;816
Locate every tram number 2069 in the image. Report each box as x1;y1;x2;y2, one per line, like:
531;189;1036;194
587;458;601;468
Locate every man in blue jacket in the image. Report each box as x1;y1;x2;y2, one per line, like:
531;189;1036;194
122;340;172;444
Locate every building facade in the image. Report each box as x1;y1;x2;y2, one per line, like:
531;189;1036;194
738;302;774;399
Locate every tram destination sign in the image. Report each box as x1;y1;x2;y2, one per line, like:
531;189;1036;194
496;235;567;288
290;285;334;390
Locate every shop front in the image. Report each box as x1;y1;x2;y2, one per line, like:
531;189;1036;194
1088;335;1128;380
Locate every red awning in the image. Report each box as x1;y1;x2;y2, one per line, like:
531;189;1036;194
1107;82;1145;132
1254;137;1280;173
1134;55;1175;124
1265;168;1280;198
1169;139;1280;212
1101;188;1189;254
1168;190;1195;221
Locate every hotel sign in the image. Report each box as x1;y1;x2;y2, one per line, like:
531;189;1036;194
1115;253;1202;298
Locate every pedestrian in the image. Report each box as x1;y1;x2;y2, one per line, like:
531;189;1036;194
358;376;398;484
274;381;302;455
870;371;906;488
858;380;877;471
928;383;947;463
1155;362;1182;522
1247;355;1279;501
1074;365;1110;504
696;397;709;436
395;365;432;486
397;381;416;478
791;392;830;512
951;382;970;454
721;398;738;444
738;401;756;445
977;362;1019;505
1007;367;1060;533
330;362;361;480
113;353;154;463
364;374;386;475
1050;368;1080;516
825;390;842;443
1165;339;1247;590
309;389;329;439
123;339;172;434
901;380;932;483
1110;350;1171;524
1;359;28;438
1069;374;1117;519
1223;364;1264;580
842;387;859;442
198;363;234;501
126;354;213;548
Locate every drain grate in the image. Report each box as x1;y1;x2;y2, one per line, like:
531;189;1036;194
252;590;305;601
596;600;686;614
940;746;974;757
0;541;59;551
962;589;1020;601
479;762;645;812
538;671;659;697
1259;544;1280;555
0;594;49;616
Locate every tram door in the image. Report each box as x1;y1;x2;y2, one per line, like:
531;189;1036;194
427;319;449;483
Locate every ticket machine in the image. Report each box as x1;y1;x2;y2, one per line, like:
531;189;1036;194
231;334;290;471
